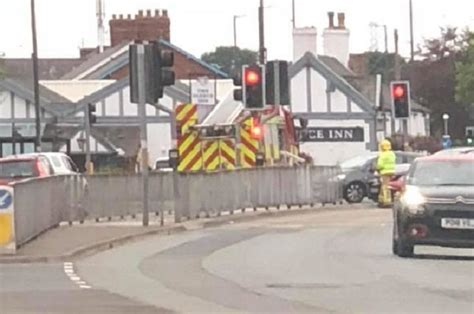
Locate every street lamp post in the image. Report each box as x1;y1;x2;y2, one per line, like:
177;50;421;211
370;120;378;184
30;0;41;152
233;15;245;47
442;113;450;136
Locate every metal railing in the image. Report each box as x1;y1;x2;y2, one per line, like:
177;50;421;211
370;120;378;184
10;166;343;248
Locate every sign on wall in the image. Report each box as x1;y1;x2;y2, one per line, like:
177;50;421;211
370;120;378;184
191;76;216;106
298;127;364;142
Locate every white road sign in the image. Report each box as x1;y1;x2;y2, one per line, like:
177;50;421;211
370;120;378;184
191;77;216;105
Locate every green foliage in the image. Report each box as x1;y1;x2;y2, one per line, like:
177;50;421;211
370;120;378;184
201;46;258;77
455;32;474;104
367;52;404;82
417;26;468;60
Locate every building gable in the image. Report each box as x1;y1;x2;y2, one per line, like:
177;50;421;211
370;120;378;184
289;52;375;116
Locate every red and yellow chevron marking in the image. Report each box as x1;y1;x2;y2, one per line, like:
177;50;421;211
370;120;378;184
220;139;236;170
176;103;202;172
203;140;236;171
177;131;202;172
240;118;259;168
176;103;198;134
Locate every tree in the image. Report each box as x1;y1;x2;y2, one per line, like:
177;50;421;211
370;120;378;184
404;27;471;139
201;46;258;77
367;52;405;82
455;32;474;104
417;26;467;61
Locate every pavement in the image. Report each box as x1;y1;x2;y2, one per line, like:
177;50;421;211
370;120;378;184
0;204;339;264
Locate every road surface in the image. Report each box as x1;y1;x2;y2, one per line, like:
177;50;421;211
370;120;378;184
2;207;473;313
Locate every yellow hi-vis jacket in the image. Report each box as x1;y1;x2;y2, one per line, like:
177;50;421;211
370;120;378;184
377;151;396;176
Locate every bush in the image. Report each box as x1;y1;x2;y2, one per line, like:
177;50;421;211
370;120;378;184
388;133;442;154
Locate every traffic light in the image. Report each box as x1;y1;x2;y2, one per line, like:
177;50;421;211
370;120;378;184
243;64;265;110
250;116;263;140
466;130;474;146
88;103;97;125
266;60;290;105
233;74;243;102
129;41;175;104
146;41;175;103
390;81;411;119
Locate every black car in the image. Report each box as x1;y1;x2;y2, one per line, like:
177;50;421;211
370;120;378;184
339;151;423;203
392;154;474;257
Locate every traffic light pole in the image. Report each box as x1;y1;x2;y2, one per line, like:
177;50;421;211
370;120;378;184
137;45;150;227
84;104;92;175
258;0;266;64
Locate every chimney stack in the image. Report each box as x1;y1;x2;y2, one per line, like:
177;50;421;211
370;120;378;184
328;12;335;29
292;27;318;62
337;13;345;29
109;8;171;46
323;12;350;66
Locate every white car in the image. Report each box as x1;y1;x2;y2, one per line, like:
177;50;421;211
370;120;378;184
154;157;173;172
23;152;80;175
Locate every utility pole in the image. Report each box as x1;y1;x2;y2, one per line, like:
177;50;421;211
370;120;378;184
258;0;266;64
409;0;415;62
392;29;400;136
30;0;41;152
394;29;409;138
292;0;296;29
383;25;388;53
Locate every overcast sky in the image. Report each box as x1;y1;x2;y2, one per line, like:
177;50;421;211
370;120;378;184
1;0;473;61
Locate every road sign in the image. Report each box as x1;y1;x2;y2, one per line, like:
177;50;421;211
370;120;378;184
191;77;216;105
0;189;13;210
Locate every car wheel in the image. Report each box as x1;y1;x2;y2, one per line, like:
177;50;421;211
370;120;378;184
396;238;414;258
344;182;366;203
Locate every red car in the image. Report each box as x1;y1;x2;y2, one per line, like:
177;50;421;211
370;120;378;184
0;155;52;185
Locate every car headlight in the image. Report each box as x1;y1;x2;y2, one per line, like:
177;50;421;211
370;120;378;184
401;185;426;214
336;174;346;181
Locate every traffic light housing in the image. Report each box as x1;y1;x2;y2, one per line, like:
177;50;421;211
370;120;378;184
146;41;175;104
390;81;411;119
243;64;265;110
466;130;474;146
266;60;290;105
88;103;97;125
233;74;243;102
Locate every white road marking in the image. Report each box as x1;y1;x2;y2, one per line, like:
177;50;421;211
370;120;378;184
0;192;10;207
63;262;93;289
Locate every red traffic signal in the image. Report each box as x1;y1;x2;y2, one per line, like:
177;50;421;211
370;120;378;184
250;117;263;140
393;85;405;98
245;69;261;86
390;81;411;119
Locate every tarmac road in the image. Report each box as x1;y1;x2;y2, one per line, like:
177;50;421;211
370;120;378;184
2;208;473;313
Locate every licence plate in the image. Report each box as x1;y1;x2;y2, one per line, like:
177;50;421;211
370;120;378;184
441;218;474;230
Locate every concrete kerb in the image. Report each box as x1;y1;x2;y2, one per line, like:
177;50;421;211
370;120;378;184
0;225;186;264
0;204;347;264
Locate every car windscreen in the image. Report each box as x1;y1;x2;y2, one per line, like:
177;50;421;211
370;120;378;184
155;160;169;169
0;160;36;178
340;153;377;169
408;160;474;186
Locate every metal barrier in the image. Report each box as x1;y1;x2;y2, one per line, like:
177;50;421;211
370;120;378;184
13;175;87;248
7;166;343;249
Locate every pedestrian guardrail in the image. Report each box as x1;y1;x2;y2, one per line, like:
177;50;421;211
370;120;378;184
1;166;343;252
